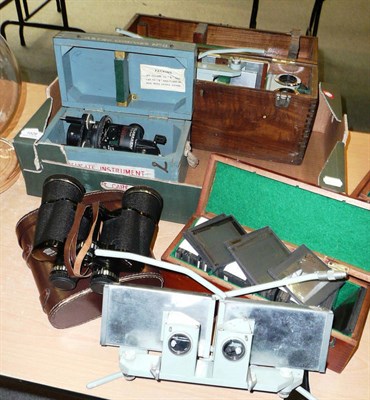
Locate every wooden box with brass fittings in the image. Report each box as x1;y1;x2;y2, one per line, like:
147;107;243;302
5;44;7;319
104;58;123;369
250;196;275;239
126;14;319;165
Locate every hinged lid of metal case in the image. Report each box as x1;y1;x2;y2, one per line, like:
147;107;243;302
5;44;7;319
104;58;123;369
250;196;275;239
53;32;196;120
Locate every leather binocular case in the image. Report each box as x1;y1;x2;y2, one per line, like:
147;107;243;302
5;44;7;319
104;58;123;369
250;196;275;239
16;189;164;329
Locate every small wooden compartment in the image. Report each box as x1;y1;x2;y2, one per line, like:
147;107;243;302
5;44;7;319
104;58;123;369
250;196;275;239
126;14;319;164
162;153;370;373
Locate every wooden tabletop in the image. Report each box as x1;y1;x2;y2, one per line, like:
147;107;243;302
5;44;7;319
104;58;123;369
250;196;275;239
0;82;369;400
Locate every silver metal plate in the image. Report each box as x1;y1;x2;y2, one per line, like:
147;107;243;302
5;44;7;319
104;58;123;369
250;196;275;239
101;284;216;358
221;297;333;372
101;284;333;373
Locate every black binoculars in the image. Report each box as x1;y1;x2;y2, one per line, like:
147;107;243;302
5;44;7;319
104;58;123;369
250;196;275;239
32;175;163;294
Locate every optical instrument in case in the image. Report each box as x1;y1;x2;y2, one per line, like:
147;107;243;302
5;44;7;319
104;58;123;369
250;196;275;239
125;15;319;164
13;31;198;189
63;113;167;155
87;251;344;398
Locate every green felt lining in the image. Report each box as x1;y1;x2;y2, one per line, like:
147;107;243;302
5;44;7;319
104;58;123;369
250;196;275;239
333;281;360;308
331;281;363;336
206;163;369;272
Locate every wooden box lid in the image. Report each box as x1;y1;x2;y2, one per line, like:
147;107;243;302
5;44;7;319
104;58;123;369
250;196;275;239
191;154;369;282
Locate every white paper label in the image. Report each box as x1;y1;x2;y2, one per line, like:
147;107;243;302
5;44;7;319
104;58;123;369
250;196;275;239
100;182;133;191
20;128;43;140
67;160;155;178
140;64;185;92
224;261;247;280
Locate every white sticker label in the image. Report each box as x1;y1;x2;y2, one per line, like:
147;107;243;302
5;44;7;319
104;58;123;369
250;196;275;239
68;160;155;178
140;64;185;92
100;182;133;191
20;128;43;140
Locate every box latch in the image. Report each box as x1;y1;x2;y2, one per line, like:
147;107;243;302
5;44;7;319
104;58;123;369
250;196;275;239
193;23;208;44
274;91;291;108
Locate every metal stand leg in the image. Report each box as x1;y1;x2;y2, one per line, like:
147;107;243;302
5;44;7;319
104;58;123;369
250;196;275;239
249;0;259;29
0;0;84;46
306;0;325;36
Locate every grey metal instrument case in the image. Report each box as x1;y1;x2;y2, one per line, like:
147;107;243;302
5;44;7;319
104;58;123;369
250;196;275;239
14;31;197;185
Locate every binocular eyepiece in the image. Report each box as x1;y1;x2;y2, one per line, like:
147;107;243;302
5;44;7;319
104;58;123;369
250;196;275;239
63;114;167;156
32;175;163;294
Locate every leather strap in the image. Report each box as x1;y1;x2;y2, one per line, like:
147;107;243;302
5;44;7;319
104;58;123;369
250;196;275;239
288;29;301;60
16;208;39;263
63;190;123;278
72;201;99;277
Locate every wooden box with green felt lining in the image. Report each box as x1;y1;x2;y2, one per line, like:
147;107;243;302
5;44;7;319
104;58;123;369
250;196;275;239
162;153;370;373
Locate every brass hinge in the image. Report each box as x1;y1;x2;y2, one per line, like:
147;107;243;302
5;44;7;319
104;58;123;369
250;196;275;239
117;93;136;107
272;58;296;65
115;51;126;59
324;258;350;274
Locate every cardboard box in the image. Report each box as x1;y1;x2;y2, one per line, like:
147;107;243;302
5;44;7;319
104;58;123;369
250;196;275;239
125;14;319;164
162;153;370;373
